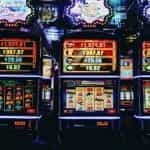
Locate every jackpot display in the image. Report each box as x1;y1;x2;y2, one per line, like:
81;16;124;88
63;39;117;74
0;0;36;27
142;41;150;72
62;80;116;114
0;38;38;73
0;79;36;114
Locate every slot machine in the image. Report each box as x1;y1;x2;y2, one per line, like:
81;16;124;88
0;34;41;136
58;33;120;130
0;0;54;140
134;0;150;142
134;36;150;138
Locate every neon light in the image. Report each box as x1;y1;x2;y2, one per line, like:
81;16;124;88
66;0;112;27
134;115;150;119
0;115;41;119
59;75;120;78
135;75;150;78
59;116;120;120
0;75;40;78
0;0;36;27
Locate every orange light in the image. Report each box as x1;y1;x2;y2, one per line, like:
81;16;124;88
26;108;36;113
14;121;26;126
97;121;109;127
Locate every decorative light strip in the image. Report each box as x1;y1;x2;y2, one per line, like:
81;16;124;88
59;75;120;79
59;116;120;120
0;115;42;119
0;75;41;78
135;75;150;78
134;115;150;119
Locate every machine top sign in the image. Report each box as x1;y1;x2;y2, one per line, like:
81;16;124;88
66;0;112;27
0;0;36;27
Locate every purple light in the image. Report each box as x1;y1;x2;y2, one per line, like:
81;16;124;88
134;115;150;119
59;116;120;120
65;0;112;26
0;115;41;120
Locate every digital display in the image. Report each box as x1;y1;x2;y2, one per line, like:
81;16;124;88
142;41;150;72
63;39;117;74
65;0;112;27
62;80;116;114
143;80;150;113
0;0;35;27
39;4;58;24
0;38;38;73
0;79;36;114
120;58;133;79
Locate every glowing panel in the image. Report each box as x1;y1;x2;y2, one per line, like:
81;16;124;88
143;80;150;113
63;39;117;74
0;0;35;27
42;58;52;78
0;80;36;113
120;58;133;79
63;80;115;114
0;38;38;73
65;0;112;27
142;41;150;72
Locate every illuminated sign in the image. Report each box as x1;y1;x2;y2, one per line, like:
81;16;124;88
0;0;36;27
42;58;52;78
143;80;150;113
66;0;112;27
39;4;58;24
0;38;37;73
143;4;150;21
0;80;36;113
63;39;117;74
120;58;133;79
142;41;150;72
63;80;115;113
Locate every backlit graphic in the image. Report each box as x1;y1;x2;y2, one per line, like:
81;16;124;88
142;41;150;72
0;0;35;27
66;0;112;27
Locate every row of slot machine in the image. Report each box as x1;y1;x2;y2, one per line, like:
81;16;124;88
1;0;150;141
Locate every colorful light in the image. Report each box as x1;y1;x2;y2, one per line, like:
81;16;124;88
65;0;112;27
0;0;36;27
44;27;64;43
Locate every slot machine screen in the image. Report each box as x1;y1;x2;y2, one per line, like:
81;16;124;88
0;38;38;73
120;58;133;79
120;85;134;107
143;80;150;113
142;41;150;72
0;79;37;114
62;39;117;74
61;80;117;115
